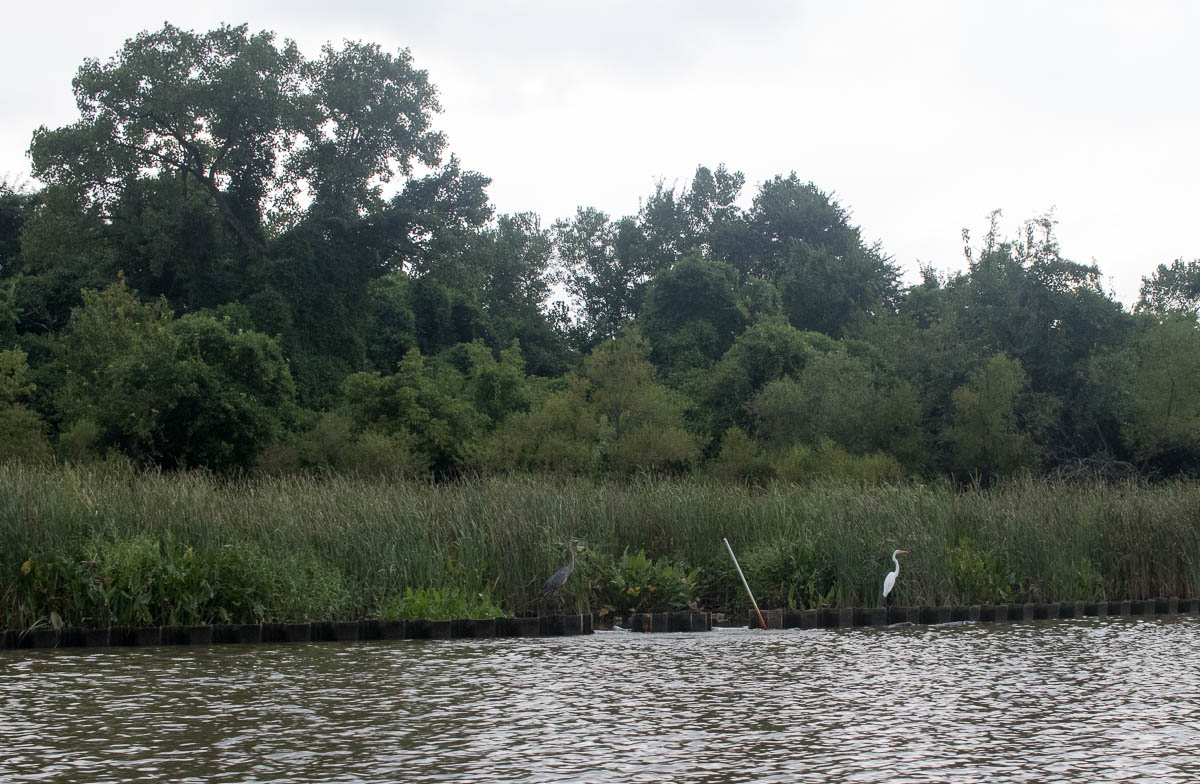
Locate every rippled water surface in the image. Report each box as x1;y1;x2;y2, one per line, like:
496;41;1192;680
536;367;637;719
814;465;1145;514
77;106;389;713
3;618;1200;782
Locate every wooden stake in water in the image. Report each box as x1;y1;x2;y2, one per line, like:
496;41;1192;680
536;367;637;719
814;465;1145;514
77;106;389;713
723;537;768;630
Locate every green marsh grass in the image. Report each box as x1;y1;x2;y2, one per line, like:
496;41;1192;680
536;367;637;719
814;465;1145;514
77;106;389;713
3;463;1200;628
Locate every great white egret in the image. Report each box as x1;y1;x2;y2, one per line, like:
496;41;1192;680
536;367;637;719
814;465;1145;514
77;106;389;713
882;549;909;602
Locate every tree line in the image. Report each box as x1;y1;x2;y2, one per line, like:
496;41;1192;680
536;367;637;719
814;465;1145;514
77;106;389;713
1;22;1198;482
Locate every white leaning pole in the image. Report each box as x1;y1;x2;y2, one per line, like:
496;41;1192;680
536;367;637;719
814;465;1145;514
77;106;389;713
723;537;768;630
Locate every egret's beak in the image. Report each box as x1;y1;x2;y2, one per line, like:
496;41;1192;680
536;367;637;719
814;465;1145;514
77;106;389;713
899;550;909;554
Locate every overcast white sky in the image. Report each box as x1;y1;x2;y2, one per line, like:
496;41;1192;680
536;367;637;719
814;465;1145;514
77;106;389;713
3;1;1198;307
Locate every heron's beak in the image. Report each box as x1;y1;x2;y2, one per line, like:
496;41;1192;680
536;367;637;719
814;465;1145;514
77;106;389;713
899;550;909;553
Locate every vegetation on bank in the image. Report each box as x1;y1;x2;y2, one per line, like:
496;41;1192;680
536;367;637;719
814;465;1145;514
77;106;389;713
4;464;1200;630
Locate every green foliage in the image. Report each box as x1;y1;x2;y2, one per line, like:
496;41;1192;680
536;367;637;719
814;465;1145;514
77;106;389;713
555;208;625;345
1137;258;1200;318
640;255;746;372
30;23;444;250
1111;316;1200;471
296;412;427;477
12;532;351;628
773;439;903;485
463;340;532;425
365;272;418;371
1068;557;1107;601
378;586;506;621
0;405;53;465
700;318;835;436
0;348;52;463
293;40;445;217
339;348;486;477
52;280;296;470
748;346;922;461
0;179;34;276
106;174;241;311
738;538;838;610
712;427;775;484
776;242;898;337
478;378;600;475
949;537;1017;604
588;548;698;615
4;467;1200;630
583;330;702;474
11;20;1188;484
478;332;702;477
947;354;1036;478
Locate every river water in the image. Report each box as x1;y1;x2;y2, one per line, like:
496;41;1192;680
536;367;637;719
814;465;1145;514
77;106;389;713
2;617;1198;783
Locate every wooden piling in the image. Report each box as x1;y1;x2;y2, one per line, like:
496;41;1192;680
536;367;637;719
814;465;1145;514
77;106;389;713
451;618;497;638
378;620;407;640
1035;603;1060;621
164;625;213;645
919;606;949;625
497;617;539;637
666;611;709;632
262;622;311;643
8;593;1200;653
119;626;161;646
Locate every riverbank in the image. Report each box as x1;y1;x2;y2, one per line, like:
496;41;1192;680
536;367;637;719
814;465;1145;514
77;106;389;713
4;463;1200;629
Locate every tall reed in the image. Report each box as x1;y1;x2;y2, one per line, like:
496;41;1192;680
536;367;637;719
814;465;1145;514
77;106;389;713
3;463;1199;628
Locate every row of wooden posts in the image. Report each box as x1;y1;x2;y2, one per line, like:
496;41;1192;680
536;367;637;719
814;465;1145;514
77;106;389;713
0;614;593;650
2;599;1189;650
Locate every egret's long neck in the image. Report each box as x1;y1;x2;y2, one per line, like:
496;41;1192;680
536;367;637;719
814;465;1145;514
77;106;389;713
892;553;901;574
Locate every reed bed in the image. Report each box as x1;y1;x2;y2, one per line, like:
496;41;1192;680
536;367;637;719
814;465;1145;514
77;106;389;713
3;463;1200;629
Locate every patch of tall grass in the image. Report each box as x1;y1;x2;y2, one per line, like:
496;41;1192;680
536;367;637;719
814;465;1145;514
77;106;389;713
3;463;1200;628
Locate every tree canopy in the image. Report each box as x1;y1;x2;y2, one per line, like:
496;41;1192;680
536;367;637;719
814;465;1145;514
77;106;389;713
2;22;1196;483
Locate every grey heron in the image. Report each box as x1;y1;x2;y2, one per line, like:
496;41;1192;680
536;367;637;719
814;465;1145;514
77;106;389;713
537;538;582;602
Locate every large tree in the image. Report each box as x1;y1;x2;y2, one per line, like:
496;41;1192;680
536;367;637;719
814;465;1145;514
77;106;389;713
742;174;900;336
30;24;447;253
1138;259;1200;318
31;24;303;252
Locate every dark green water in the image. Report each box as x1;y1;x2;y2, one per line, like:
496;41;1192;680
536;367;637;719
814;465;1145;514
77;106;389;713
2;617;1198;782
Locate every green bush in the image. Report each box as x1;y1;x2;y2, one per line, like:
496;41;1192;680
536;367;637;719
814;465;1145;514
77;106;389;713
298;412;427;477
712;426;775;484
773;439;903;485
739;537;839;610
52;280;296;471
378;586;506;621
589;548;697;615
949;537;1017;604
10;532;352;628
